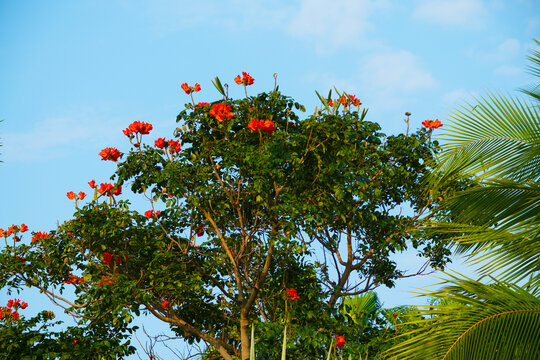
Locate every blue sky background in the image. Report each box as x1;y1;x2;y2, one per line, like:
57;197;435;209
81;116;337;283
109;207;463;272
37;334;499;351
1;0;539;357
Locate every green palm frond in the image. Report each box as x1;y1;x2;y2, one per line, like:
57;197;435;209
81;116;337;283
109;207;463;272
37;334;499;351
421;222;540;285
438;179;540;229
434;93;540;184
385;274;540;360
521;39;540;102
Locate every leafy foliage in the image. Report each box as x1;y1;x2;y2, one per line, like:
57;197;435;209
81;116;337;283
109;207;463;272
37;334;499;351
0;78;451;359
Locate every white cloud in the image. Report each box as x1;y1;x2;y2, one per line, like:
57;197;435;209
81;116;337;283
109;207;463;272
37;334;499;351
1;113;129;162
494;65;523;76
360;51;437;94
413;0;485;27
288;0;389;52
442;89;479;105
496;38;521;56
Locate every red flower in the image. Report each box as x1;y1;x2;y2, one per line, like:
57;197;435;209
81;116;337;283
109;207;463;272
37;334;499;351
67;191;76;200
348;94;362;107
0;229;4;237
234;72;255;86
78;192;86;200
88;180;96;189
197;227;204;237
103;252;113;265
31;231;50;243
0;309;3;320
73;340;78;345
181;82;201;94
99;147;122;162
98;276;116;286
20;302;28;309
64;273;85;285
8;225;18;235
248;119;275;134
12;311;19;320
287;288;299;301
7;300;13;308
155;138;167;149
336;335;346;348
145;210;161;219
261;120;276;134
328;99;334;107
209;103;234;123
339;95;349;106
161;300;170;309
123;121;153;136
432;119;442;128
248;118;261;132
98;183;113;194
422;119;443;129
197;102;210;107
111;184;122;196
168;139;181;154
20;224;28;233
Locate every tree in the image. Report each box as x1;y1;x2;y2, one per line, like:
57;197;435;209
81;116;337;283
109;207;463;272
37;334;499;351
1;75;451;359
386;40;540;360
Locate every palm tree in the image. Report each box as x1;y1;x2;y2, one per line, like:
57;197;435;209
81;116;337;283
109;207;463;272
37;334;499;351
385;40;540;360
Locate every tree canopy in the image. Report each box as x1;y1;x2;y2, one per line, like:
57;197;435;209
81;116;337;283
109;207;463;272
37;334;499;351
1;75;453;359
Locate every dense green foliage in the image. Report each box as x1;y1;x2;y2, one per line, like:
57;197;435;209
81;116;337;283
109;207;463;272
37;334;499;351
1;79;453;359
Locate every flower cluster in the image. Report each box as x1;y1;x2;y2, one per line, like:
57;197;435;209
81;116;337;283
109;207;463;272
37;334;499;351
209;103;234;123
98;276;117;286
99;147;122;162
197;102;210;107
123;121;153;137
0;224;28;237
248;119;275;134
31;231;52;243
97;183;122;196
234;72;255;86
287;288;300;301
145;210;161;219
66;191;86;200
64;273;85;285
181;82;201;95
336;335;346;348
161;300;170;309
328;94;361;108
422;119;442;129
154;138;181;154
0;299;28;321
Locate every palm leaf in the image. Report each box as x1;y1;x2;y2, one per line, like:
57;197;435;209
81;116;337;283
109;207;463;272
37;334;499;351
385;274;540;360
433;93;540;184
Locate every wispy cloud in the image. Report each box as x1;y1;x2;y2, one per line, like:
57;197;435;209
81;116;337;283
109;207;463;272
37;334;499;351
288;0;389;53
494;65;523;76
442;88;480;106
361;50;437;94
413;0;486;28
1;112;129;163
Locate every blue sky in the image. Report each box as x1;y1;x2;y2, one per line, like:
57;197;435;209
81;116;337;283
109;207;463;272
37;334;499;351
1;0;538;357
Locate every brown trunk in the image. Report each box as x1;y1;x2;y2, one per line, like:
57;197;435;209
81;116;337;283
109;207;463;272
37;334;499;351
240;307;250;359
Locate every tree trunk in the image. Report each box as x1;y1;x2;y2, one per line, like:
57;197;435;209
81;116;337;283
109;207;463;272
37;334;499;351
240;307;250;359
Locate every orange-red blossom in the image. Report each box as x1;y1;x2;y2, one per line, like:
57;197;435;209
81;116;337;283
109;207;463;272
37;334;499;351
234;72;255;86
209;103;234;123
422;119;442;129
181;82;201;94
99;147;122;161
248;119;275;134
123;121;153;136
336;335;346;348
